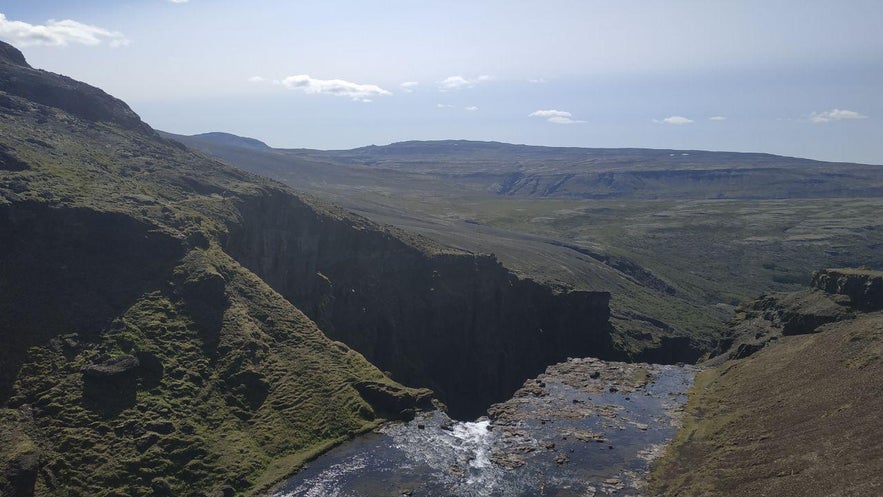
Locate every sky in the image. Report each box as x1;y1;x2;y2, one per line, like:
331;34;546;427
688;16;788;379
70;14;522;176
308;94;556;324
1;0;882;163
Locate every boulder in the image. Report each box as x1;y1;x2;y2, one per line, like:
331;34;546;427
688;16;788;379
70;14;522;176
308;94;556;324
353;381;433;420
2;449;39;497
81;355;140;415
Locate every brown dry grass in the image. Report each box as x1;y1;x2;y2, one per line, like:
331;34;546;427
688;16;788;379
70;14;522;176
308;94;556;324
650;311;883;496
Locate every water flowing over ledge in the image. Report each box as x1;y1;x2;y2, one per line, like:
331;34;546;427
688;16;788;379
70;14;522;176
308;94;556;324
271;358;696;497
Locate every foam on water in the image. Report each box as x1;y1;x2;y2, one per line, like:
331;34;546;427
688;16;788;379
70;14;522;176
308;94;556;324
381;414;512;494
271;364;696;497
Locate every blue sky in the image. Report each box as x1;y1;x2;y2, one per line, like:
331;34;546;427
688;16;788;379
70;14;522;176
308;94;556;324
1;0;882;163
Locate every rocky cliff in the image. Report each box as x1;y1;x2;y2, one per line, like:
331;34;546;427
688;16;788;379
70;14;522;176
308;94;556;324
0;40;614;496
223;190;612;418
811;268;883;311
716;268;883;361
0;42;435;497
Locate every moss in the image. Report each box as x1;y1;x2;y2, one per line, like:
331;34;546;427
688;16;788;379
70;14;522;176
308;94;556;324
1;244;427;496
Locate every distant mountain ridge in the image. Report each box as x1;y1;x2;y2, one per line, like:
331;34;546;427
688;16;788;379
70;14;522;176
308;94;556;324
169;133;883;200
347;139;819;166
190;132;270;150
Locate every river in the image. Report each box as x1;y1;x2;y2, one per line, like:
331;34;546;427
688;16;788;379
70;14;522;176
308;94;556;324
271;358;696;497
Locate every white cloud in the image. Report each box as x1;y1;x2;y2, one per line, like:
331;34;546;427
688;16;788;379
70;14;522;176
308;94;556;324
400;81;419;93
529;109;584;124
529;78;547;84
436;103;453;109
465;106;479;111
279;74;391;102
547;116;584;124
655;115;694;125
709;115;727;121
809;108;868;123
168;0;189;3
438;75;492;91
0;13;129;47
530;110;572;119
247;76;265;83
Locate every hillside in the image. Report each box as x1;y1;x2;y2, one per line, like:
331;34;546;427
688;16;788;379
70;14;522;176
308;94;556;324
168;133;883;357
650;269;883;496
0;41;623;496
178;137;883;200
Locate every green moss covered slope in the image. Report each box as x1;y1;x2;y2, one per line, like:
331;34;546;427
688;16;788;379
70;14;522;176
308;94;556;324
0;41;429;496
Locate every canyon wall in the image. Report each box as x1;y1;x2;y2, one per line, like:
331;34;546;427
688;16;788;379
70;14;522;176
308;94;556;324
224;190;614;418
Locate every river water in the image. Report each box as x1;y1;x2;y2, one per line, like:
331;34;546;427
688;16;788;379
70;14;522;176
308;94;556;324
271;359;695;497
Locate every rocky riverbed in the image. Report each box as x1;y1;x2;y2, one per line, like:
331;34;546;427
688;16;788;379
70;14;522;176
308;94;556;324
271;358;696;497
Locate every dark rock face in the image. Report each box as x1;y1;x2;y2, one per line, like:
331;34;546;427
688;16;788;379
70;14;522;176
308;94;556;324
0;202;184;401
812;268;883;311
176;267;228;340
745;290;851;335
134;351;165;389
0;144;28;171
2;449;39;497
82;355;141;415
225;370;270;411
0;41;153;134
632;335;698;363
354;381;434;420
716;269;883;362
224;191;614;418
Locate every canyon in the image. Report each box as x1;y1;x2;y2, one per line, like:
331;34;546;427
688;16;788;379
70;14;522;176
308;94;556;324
2;36;883;497
0;41;625;496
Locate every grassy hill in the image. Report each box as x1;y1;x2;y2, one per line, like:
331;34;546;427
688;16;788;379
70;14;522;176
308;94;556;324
650;269;883;496
168;134;883;358
0;41;437;497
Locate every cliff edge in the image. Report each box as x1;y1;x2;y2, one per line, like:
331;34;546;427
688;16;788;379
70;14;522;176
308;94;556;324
0;40;615;496
650;268;883;496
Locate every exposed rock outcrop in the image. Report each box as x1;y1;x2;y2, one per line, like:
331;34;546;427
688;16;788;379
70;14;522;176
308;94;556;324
81;355;142;415
715;268;883;362
353;381;434;420
224;190;614;418
2;449;38;497
0;202;185;401
812;268;883;311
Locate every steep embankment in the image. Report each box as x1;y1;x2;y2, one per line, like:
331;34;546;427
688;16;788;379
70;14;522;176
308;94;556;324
650;269;883;496
223;189;612;418
0;41;617;495
0;42;434;497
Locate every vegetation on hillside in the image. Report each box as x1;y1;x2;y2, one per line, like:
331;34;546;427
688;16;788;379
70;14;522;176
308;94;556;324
0;42;433;496
649;269;883;496
171;134;883;357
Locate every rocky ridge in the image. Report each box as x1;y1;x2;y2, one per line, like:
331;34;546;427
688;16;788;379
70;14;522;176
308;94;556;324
717;268;882;362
